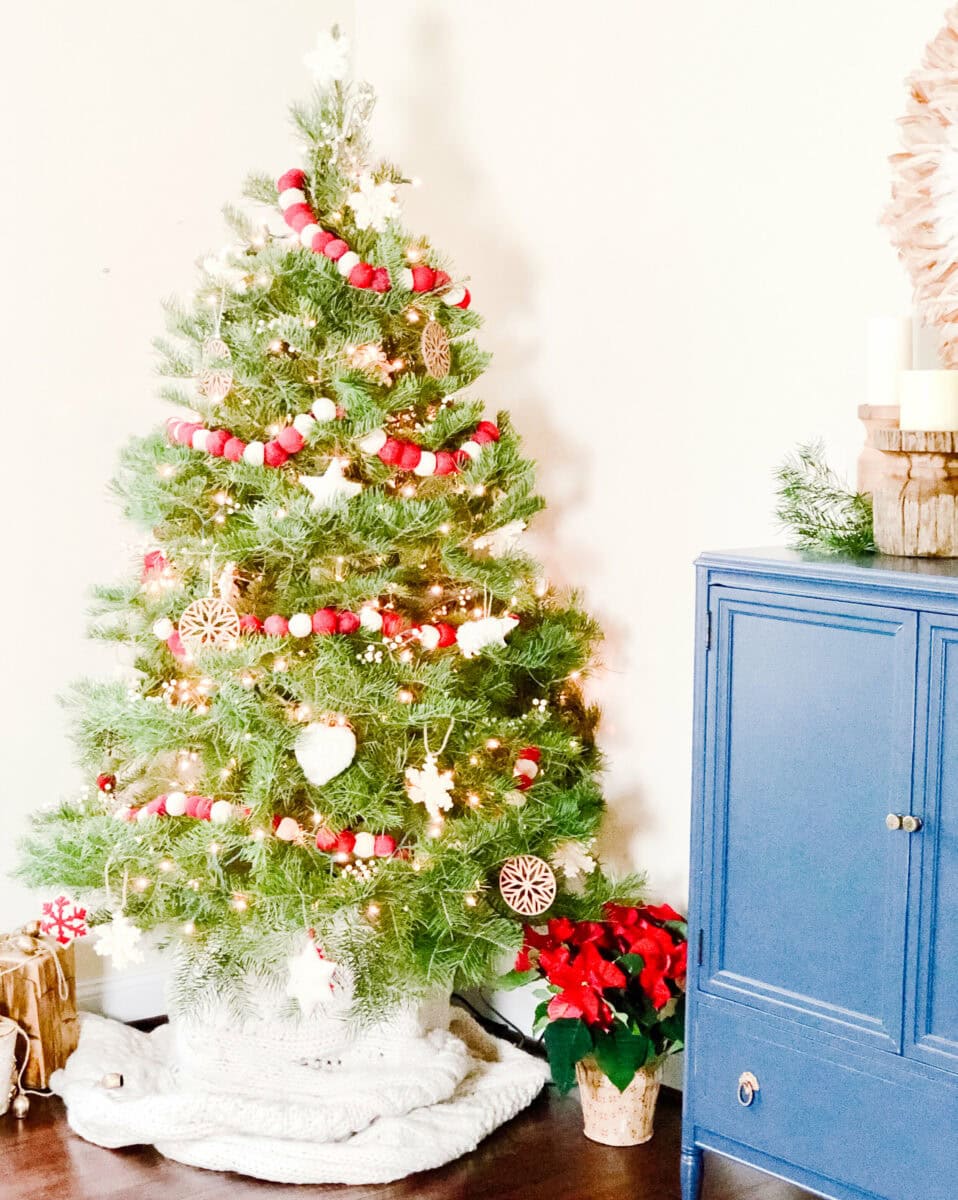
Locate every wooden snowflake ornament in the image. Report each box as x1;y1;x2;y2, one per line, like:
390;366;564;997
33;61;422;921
498;854;557;917
420;320;451;379
178;596;241;649
198;336;233;402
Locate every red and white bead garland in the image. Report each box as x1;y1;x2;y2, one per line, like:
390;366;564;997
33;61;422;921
276;168;472;309
165;397;339;469
357;420;499;477
513;746;542;792
115;793;248;823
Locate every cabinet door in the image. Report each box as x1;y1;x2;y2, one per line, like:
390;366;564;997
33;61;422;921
908;615;958;1073
702;587;916;1049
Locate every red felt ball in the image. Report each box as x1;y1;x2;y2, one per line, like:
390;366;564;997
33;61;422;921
177;422;200;446
276;426;305;454
472;427;495;446
411;265;436;293
239;613;263;633
515;775;533;792
125;808;139;822
371;267;391;293
456;288;471;310
374;834;397;858
96;772;116;792
263;614;289;636
380;611;407;638
312;608;337;635
378;437;405;466
184;795;203;818
433;450;458;476
451;448;470;466
223;436;246;462
308;230;331;254
263;441;289;468
518;746;542;763
398;442;422;470
271;814;283;831
435;622;457;647
336;610;361;635
334;830;356;855
476;420;501;442
348;262;374;289
165;418;180;442
433;270;451;290
277;168;307;193
145;796;167;816
205;429;230;457
193;797;213;821
315;827;338;852
284;203;314;232
323;238;349;261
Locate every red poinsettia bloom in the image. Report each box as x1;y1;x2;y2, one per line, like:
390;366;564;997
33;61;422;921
544;943;624;1028
639;902;685;924
547;916;577;943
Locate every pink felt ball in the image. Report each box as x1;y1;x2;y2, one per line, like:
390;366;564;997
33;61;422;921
223;436;246;462
433;451;458;476
374;834;397;858
398;442;423;471
239;613;263;633
184;795;203;818
277;169;306;193
378;438;404;466
205;429;230;457
166;631;187;659
311;229;333;253
145;796;167;816
312;608;337;635
315;827;338;852
193;797;213;821
323;239;349;261
263;441;289;468
276;426;305;454
176;422;200;446
336;611;361;635
263;614;289;636
411;265;436;293
435;622;457;647
348;262;375;289
370;267;391;293
284;203;314;232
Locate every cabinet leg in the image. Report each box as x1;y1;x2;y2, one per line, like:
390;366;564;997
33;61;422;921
680;1145;703;1200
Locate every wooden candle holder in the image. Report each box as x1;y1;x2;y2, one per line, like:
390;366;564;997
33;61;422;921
872;428;958;557
857;404;900;495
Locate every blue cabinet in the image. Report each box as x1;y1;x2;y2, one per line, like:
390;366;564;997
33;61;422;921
683;551;958;1200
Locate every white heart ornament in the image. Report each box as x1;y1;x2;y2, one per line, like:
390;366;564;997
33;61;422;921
294;723;357;786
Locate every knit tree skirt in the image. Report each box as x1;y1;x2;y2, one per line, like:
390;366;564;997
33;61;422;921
50;995;549;1184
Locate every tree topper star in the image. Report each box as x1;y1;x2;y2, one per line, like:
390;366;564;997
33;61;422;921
300;459;363;510
286;937;339;1016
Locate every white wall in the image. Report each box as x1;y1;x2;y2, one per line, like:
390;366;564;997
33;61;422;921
0;0;943;1016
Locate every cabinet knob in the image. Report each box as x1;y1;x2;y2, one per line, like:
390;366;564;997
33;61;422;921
737;1071;760;1107
902;814;923;833
886;813;904;830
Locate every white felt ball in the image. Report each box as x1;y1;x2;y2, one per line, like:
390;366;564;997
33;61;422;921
210;800;234;825
294;722;357;786
243;440;266;467
136;806;154;822
300;224;322;248
504;790;528;808
442;286;467;306
279;187;306;209
418;625;441;651
191;428;210;452
353;831;375;859
113;806;133;822
165;792;187;817
288;612;313;638
398;267;414;290
413;450;437;477
337;251;360;277
275;817;302;842
293;413;316;436
153;617;175;640
358;428;387;455
515;759;539;780
311;397;337;422
459;440;481;460
359;607;383;632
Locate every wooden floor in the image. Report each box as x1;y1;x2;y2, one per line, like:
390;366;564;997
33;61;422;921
0;1086;817;1200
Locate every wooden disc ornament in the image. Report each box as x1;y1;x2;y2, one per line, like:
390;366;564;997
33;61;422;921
420;320;451;379
498;854;557;917
199;336;233;402
178;596;241;649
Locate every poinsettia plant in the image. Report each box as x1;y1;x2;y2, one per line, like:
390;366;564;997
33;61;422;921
502;902;688;1093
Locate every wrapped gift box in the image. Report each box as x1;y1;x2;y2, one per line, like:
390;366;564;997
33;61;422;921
0;936;78;1089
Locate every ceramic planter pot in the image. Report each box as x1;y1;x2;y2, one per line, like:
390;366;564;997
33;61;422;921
575;1058;663;1146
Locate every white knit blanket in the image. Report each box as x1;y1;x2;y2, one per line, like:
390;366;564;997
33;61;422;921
51;999;549;1184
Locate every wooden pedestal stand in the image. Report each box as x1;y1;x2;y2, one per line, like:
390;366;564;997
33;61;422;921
857;404;900;495
872;428;958;557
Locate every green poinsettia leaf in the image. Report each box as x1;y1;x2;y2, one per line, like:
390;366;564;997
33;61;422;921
618;952;645;974
657;1008;686;1050
592;1024;652;1092
496;968;538;991
532;999;551;1035
543;1019;593;1094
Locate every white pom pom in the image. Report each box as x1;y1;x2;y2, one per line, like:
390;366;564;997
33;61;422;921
279;187;306;209
442;286;467;306
165;792;187;817
288;612;313;638
300;224;322;248
337;251;360;277
191;428;210;452
459;440;481;460
504;790;528;808
293;413;316;436
152;617;175;640
243;440;265;467
275;817;302;842
515;758;539;780
113;806;133;822
311;397;337;422
359;607;383;632
136;806;154;822
210;799;234;825
418;625;441;651
398;267;414;290
358;428;388;455
413;450;437;476
353;831;376;859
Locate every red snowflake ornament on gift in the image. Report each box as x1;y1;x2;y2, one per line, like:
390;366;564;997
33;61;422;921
40;895;89;945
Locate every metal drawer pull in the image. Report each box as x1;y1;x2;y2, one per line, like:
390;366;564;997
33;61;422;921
902;815;923;833
886;813;903;830
737;1071;760;1107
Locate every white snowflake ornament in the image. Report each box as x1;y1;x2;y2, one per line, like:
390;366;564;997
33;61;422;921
286;936;339;1016
456;615;519;659
303;28;350;87
93;911;144;971
347;174;400;233
405;754;455;822
552;840;598;880
473;520;526;556
300;460;363;510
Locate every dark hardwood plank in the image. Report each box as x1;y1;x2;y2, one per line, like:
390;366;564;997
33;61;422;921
0;1087;817;1200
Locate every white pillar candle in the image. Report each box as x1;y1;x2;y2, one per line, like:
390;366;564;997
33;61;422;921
866;316;912;410
898;370;958;431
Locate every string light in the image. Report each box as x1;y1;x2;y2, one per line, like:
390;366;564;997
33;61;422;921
439;523;451;535
466;793;481;808
294;703;313;722
464;894;478;908
397;688;415;704
182;921;197;936
209;842;221;856
157;464;177;479
485;738;501;751
401;484;416;498
365;902;381;920
230;894;249;913
429;584;443;596
132;877;151;892
251;828;267;841
158;859;174;873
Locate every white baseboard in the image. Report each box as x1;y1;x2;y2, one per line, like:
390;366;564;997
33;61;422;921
76;967;168;1023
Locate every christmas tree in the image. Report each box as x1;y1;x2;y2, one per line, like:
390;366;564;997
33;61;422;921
19;29;637;1021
